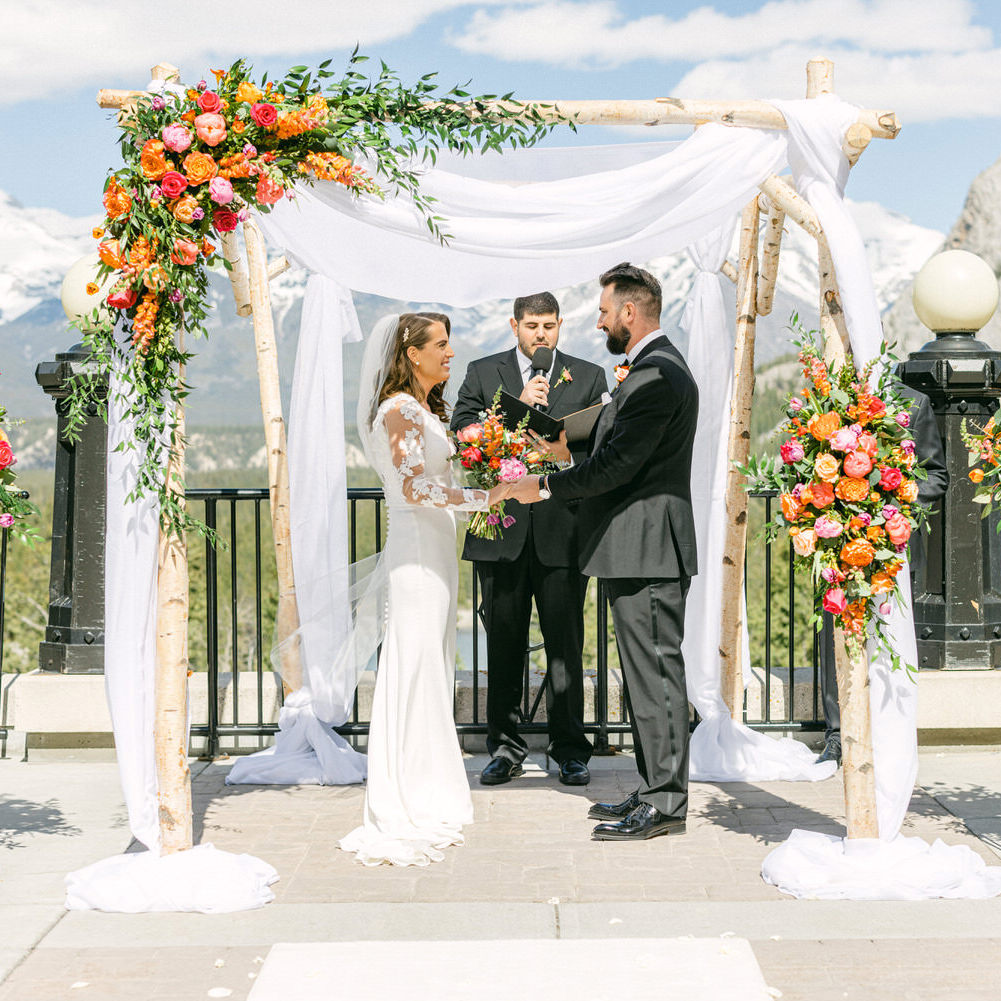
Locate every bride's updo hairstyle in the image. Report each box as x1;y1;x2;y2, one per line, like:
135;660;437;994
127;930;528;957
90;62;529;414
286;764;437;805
377;312;452;423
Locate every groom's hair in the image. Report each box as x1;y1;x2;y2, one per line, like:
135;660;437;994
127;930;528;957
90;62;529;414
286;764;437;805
513;292;560;321
600;262;662;322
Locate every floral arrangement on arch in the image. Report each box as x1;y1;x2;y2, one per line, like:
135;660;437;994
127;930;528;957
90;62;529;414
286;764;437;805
0;397;38;543
961;413;1001;525
70;54;562;534
742;322;929;671
451;391;557;540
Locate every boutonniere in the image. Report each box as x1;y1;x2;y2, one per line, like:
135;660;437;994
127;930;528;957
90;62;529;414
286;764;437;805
613;363;630;385
553;366;572;388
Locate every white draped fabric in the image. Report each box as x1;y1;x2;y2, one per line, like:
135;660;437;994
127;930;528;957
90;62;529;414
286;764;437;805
94;96;1001;902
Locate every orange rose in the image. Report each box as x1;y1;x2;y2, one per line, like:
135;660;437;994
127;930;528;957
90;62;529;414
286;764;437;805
140;139;168;180
807;411;842;441
866;525;885;543
102;178;132;220
183;151;218;186
235;81;263;104
870;571;895;595
808;481;835;509
970;468;985;484
896;479;919;503
814;453;840;483
835;476;870;503
780;493;802;522
171;194;199;224
840;538;876;568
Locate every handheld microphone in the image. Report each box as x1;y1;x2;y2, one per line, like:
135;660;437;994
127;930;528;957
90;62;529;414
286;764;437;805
529;346;554;411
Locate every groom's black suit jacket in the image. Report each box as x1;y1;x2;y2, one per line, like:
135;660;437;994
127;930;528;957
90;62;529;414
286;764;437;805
547;335;699;580
451;347;607;568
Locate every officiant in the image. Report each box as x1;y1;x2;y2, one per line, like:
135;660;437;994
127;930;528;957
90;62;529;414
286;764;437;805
451;293;608;787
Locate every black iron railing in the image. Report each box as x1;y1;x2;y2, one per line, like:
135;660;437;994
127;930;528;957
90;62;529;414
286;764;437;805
184;486;824;755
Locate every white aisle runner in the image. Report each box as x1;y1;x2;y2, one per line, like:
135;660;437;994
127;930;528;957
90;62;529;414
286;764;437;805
247;938;775;1001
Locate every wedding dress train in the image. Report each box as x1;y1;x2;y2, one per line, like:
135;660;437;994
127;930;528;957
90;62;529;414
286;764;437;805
339;393;489;866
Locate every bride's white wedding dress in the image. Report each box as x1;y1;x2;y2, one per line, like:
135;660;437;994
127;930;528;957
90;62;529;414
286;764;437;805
339;393;489;867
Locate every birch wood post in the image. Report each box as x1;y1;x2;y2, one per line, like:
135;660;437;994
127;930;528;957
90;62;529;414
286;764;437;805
154;332;193;854
242;218;303;694
807;58;879;840
756;194;786;317
219;231;253;318
718;197;761;719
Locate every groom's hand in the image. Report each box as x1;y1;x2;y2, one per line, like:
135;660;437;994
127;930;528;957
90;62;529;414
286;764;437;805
510;474;544;504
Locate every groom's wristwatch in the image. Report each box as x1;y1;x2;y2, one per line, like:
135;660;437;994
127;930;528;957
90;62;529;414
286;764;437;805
538;475;552;501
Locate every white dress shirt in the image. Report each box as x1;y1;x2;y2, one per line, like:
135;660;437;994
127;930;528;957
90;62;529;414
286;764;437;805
625;329;663;365
519;349;556;386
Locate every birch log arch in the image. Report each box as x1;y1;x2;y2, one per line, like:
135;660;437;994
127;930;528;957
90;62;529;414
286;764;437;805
92;56;898;855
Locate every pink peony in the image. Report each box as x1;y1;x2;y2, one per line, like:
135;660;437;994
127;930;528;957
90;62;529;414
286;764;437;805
161;124;192;153
456;423;483;444
855;512;872;528
208;176;234;205
813;515;844;539
791;529;817;557
256;175;284;205
829;427;859;453
857;431;879;458
822;587;848;615
885;513;912;547
780;439;805;464
843;450;873;478
160;171;187;199
881;505;899;521
0;513;14;528
498;458;527;483
879;466;903;492
194;112;227;147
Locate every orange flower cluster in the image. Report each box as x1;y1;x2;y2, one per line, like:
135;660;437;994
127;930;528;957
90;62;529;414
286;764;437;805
218;152;254;179
102;178;132;220
131;292;159;353
276;94;330;139
298;152;374;190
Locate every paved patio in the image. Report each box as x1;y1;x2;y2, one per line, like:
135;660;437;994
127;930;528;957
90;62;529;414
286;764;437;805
1;748;1000;1000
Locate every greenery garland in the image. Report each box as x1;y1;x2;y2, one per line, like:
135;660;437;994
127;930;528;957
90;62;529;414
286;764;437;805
68;53;565;537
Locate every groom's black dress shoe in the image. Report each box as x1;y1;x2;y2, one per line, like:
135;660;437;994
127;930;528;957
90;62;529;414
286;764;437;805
479;757;524;786
558;760;590;786
591;803;686;841
587;790;640;821
816;735;842;766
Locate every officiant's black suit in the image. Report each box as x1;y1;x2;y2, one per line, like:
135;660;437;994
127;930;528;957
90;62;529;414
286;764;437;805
451;347;607;765
547;335;699;819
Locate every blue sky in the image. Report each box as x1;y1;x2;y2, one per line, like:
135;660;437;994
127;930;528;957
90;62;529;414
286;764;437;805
2;0;999;232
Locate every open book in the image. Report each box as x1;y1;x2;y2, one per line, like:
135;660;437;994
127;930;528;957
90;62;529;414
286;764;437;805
497;391;605;444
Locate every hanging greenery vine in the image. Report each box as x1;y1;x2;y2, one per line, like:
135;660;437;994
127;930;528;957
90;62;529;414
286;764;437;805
68;53;565;536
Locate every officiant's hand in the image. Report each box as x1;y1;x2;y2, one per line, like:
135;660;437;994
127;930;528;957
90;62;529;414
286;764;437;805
528;429;571;465
520;375;550;408
508;475;544;504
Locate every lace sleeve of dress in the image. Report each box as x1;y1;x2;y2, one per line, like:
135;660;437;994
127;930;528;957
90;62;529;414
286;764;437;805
384;398;489;511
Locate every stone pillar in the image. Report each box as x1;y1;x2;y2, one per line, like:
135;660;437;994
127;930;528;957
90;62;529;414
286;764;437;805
34;344;108;674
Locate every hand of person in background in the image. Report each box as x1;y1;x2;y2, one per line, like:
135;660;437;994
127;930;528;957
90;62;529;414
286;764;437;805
519;374;550;408
528;429;571;465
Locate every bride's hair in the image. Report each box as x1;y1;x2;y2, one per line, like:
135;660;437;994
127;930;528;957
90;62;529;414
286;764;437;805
377;312;451;423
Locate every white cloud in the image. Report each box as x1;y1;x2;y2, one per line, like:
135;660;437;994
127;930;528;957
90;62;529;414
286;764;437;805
0;0;518;105
450;0;992;65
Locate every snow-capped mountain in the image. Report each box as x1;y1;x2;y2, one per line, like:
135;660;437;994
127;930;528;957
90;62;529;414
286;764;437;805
0;186;943;450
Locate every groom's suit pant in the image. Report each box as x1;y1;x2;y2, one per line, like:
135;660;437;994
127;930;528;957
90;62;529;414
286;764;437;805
476;539;591;766
605;576;691;820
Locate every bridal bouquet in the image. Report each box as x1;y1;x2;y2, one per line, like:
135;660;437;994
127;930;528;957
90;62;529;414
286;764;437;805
452;391;557;539
741;325;928;671
961;413;1001;525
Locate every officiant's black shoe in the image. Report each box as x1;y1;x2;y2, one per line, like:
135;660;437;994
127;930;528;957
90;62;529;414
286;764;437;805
587;790;640;821
591;803;686;841
816;735;842;766
480;757;524;786
558;759;590;786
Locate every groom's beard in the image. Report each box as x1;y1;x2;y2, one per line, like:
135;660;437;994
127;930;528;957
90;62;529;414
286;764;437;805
604;323;630;356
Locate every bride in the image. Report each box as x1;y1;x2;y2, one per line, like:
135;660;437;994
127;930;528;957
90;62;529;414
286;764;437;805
339;312;512;867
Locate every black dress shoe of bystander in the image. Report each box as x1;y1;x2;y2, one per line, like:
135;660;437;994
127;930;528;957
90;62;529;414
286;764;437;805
591;802;686;841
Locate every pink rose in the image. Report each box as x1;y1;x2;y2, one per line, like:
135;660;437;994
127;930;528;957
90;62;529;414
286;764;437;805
791;529;817;557
160;171;188;199
780;439;805;464
161;124;192;153
460;446;482;468
879;466;903;492
212;209;240;232
0;443;13;471
857;432;879;458
0;512;14;528
829;427;859;453
843;450;873;478
250;102;278;128
194;113;227;147
498;458;528;483
879;601;892;616
256;175;284;205
456;423;483;444
813;516;844;539
208;176;234;205
197;90;223;114
789;398;803;412
885;513;912;547
822;587;848;615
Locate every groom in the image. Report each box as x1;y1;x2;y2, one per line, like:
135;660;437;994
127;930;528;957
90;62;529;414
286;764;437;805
512;263;698;840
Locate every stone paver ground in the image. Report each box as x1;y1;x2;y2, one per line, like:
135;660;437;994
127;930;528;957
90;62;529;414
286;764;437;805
2;749;1000;1000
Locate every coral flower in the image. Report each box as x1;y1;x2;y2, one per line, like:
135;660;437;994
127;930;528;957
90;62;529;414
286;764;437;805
807;411;842;441
840;538;876;568
822;587;848;615
808;481;835;509
885;513;912;547
170;238;200;266
106;286;137;310
970;468;985;484
250;102;278;128
843;450;873;478
97;239;123;269
779;493;802;522
197;90;223;114
456;424;483;444
813;453;840;483
194;112;227;146
857;431;879;458
256;175;285;204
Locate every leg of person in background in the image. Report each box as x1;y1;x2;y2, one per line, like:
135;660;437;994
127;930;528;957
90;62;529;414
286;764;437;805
817;610;842;765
